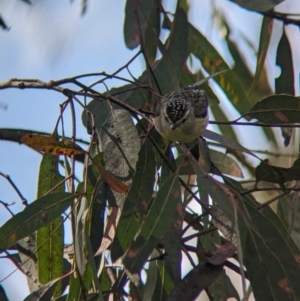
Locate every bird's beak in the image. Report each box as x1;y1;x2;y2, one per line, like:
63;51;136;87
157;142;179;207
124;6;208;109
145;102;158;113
170;123;178;130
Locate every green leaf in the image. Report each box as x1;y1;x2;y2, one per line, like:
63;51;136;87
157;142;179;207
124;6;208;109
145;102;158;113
162;149;182;282
142;250;159;301
122;170;181;273
153;6;188;94
203;129;261;160
276;30;294;95
189;154;300;300
81;99;110;132
24;278;59;301
188;23;252;113
210;148;243;178
36;154;65;297
111;139;156;262
208;270;240;301
142;1;161;65
124;0;156;49
275;29;295;147
224;177;300;300
247;95;300;124
255;157;300;187
153;257;175;300
66;274;81;301
166;263;223;301
229;0;284;12
249;17;273;95
221;13;277;145
0;192;75;249
0;285;9;301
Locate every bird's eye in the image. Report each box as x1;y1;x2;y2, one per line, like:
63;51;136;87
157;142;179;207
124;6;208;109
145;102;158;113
181;118;187;123
165;117;169;122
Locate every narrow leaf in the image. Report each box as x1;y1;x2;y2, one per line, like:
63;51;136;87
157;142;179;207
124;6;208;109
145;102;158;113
229;0;284;12
123;172;181;274
36;154;65;297
20;134;84;156
23;278;59;301
210;149;244;178
203;129;261;160
275;30;295;95
111;139;156;262
275;29;295;147
0;192;76;249
249;16;273;95
92;160;130;194
166;263;223;301
188;24;252;113
247;95;300;124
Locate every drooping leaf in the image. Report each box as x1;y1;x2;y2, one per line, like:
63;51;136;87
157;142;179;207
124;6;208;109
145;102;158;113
36;154;65;297
161;149;183;283
249;16;273;95
275;29;295;146
224;177;300;300
210;149;244;178
0;284;9;301
111;139;156;262
124;0;160;64
23;278;59;301
221;12;277;144
203;129;261;160
124;0;156;49
0;15;9;31
92;160;130;194
207;241;236;265
275;30;295;96
188;23;252;114
142;250;159;301
247;95;300;124
20;134;85;156
0;192;76;249
122;170;181;274
153;6;188;95
152;256;175;301
66;274;81;301
166;263;223;301
188;152;300;300
229;0;284;12
255;157;300;188
81;98;110;131
85;156;107;254
208;270;240;301
277;192;300;250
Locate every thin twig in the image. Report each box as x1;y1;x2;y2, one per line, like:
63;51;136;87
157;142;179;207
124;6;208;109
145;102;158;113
256;191;288;210
182;227;217;243
0;172;28;206
181;244;197;268
0;200;15;216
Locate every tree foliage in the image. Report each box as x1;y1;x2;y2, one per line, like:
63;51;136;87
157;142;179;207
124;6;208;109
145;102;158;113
0;0;300;300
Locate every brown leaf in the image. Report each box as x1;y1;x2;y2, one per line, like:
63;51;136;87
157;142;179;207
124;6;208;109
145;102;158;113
94;207;120;256
20;134;85;156
92;159;130;194
207;241;236;265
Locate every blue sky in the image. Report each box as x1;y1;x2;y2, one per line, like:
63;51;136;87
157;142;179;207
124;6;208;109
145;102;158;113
0;0;299;300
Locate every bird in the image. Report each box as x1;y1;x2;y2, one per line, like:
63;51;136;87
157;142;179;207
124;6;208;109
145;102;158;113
153;86;209;143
